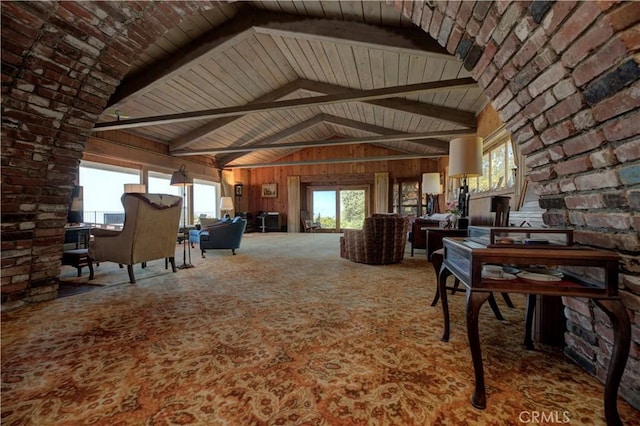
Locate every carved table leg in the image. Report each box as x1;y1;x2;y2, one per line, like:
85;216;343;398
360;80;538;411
594;299;631;426
438;265;453;342
523;294;537;350
466;290;491;410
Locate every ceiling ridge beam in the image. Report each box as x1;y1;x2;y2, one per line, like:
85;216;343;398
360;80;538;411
173;129;473;156
252;15;451;59
225;154;442;169
94;78;477;131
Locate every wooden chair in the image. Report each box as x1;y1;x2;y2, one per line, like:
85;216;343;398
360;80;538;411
301;210;321;233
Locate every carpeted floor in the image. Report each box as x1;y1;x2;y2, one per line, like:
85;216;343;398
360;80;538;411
1;233;638;425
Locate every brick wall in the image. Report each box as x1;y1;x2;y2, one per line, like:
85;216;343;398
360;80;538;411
390;0;639;409
1;0;638;410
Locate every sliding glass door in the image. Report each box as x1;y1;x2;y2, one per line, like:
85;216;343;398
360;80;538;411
310;187;367;231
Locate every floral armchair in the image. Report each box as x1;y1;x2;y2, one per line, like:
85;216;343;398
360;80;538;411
340;214;408;265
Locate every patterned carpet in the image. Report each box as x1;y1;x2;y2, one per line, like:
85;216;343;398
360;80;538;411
2;233;638;425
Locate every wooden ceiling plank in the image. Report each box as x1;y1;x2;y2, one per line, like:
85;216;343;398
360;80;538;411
109;15;257;108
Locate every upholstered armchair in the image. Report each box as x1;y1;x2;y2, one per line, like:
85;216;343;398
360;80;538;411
340;214;409;265
199;217;247;257
88;193;182;283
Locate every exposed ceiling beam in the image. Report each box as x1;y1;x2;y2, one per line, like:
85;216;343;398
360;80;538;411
94;78;477;131
252;14;451;59
297;80;477;128
109;11;453;109
225;154;442;169
172;129;471;156
169;79;476;151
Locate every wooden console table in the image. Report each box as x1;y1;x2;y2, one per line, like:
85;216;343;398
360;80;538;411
438;236;630;426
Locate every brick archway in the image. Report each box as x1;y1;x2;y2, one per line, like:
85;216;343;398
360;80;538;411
2;0;638;406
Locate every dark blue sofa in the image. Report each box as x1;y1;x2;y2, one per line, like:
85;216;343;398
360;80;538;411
199;217;247;257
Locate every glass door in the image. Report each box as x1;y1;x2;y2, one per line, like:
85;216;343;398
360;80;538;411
310;187;367;231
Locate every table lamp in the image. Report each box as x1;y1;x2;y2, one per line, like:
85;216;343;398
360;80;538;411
448;136;483;224
220;196;234;219
421;172;442;216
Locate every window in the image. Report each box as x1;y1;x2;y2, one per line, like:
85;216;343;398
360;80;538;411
465;128;515;193
309;186;368;230
79;161;140;224
193;179;219;222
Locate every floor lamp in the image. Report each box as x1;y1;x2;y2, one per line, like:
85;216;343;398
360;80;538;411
448;136;483;227
421;172;442;216
170;164;194;269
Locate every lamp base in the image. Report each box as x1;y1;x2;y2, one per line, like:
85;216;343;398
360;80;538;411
177;263;195;270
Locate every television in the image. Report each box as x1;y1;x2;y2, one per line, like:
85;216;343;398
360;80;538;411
67;185;83;224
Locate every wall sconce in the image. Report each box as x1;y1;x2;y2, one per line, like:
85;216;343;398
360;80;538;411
449;136;483;219
421;172;442;216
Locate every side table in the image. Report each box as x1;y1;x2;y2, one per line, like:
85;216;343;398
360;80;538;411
62;248;94;280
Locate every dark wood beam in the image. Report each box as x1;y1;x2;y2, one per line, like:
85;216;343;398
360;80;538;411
225;154;442;169
94;78;477;131
172;129;472;156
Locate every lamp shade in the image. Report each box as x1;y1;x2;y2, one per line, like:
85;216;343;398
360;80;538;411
421;173;441;194
220;196;234;211
170;165;193;186
124;183;146;193
449;136;483;178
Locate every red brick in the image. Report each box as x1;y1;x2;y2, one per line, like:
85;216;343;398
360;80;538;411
550;1;601;53
592;83;640;123
524;90;557;120
512;27;547;68
585;212;632;230
604;2;640;31
493;30;519;68
565;193;603;210
615;140;640;162
471;40;497;81
545;93;584;125
541;120;577;145
529;63;568;98
420;5;433;32
603;110;640;142
573;35;628;87
562;17;614;69
555;156;593;176
563;130;606;156
446;25;464;56
575;169;620;191
429;9;443;40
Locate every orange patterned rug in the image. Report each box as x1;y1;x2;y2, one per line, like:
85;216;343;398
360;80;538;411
2;233;638;425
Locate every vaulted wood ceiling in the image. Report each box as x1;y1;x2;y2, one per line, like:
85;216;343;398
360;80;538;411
95;1;489;169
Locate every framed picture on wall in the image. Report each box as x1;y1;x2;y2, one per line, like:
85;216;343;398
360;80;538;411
234;183;243;197
261;183;277;198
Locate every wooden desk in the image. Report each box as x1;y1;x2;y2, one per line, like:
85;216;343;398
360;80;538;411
438;237;630;425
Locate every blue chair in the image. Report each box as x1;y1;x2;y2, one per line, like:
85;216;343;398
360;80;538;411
199;217;247;257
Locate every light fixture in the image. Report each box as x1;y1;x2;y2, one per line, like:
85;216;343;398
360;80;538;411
170;164;194;269
422;172;442;216
449;136;483;220
123;183;146;193
220;196;234;218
